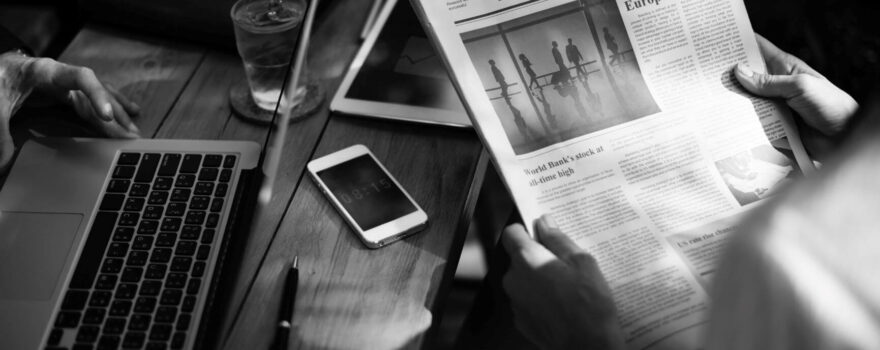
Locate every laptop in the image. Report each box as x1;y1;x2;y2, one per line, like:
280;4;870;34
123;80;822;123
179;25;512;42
0;1;318;348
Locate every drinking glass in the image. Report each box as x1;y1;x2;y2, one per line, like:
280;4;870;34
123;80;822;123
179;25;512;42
230;0;323;123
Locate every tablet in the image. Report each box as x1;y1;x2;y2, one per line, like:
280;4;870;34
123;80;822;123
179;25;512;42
330;0;470;128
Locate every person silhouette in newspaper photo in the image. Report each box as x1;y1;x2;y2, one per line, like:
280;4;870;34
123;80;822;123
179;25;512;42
519;53;540;90
490;59;509;98
0;26;140;175
604;27;620;66
566;38;587;81
500;34;860;349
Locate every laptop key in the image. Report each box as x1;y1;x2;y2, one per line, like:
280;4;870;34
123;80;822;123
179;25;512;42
155;306;178;323
210;198;223;212
55;311;81;328
118;152;140;165
176;313;191;331
121;267;144;283
140;281;162;296
186;278;201;295
192;262;206;277
145;264;167;280
156;233;177;247
135;153;161;183
63;290;89;310
135;296;157;313
70;212;117;289
190;196;210;210
196;245;211;260
101;258;124;273
147;342;168;350
77;325;100;343
180;226;200;240
171;257;193;272
171;332;186;349
160;290;183;306
166;203;186;217
132;236;154;250
215;183;229;198
175;241;197;256
129;315;151;331
198;168;218;181
206;214;219;228
151;248;173;263
88;291;112;307
113;227;134;242
129;183;151;197
48;328;63;345
118;212;139;226
180;155;202;174
200;230;215;244
223;155;236;168
158;154;182;176
219;169;232;183
127;251;149;266
123;198;145;212
203;154;223;167
95;274;118;290
150;324;173;341
148;191;169;205
160;218;182;232
82;308;106;324
138;220;159;235
184;211;205;225
181;296;196;312
98;334;121;349
165;273;187;289
123;331;146;348
109;300;132;317
100;194;125;211
144;206;164;220
107;243;129;258
107;179;130;193
113;166;136;179
194;182;214;196
175;174;195;188
116;283;138;299
170;189;191;202
104;317;126;334
154;176;174;190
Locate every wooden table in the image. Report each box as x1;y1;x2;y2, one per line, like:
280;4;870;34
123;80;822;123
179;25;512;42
30;1;487;348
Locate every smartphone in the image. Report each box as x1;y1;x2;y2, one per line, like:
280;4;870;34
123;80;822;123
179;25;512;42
307;145;428;248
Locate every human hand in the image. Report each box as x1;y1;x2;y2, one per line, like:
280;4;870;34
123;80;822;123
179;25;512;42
734;35;858;139
0;52;140;173
501;215;624;350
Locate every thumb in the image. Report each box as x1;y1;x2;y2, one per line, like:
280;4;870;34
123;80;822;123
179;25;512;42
0;112;14;175
734;63;807;99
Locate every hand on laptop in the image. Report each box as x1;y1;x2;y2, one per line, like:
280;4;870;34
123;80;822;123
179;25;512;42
0;52;141;174
501;215;625;350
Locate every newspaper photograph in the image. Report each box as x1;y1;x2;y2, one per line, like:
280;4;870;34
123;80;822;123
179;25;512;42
411;0;814;348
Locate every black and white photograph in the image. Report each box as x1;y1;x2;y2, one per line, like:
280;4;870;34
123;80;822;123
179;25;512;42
461;0;660;155
715;144;795;206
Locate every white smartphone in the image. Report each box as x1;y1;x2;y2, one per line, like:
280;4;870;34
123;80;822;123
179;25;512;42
307;144;428;248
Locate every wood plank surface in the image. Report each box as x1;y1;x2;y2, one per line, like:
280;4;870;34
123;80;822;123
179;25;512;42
223;116;483;350
58;25;204;137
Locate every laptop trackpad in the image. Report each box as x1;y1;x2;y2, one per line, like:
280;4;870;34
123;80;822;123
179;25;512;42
0;212;82;301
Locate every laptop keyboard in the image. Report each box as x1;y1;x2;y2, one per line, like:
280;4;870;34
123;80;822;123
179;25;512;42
45;152;237;350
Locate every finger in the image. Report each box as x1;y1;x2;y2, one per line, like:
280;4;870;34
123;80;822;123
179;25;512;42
52;63;115;122
108;95;140;136
501;223;553;268
734;64;812;100
106;84;141;117
0;113;14;175
533;215;582;260
69;91;136;139
755;34;822;78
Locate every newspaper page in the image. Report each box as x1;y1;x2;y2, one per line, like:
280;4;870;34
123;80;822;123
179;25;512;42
412;0;812;348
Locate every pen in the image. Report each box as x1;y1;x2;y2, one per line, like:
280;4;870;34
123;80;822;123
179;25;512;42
273;256;299;350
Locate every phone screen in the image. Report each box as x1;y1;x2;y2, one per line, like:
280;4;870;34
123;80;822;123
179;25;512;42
316;155;417;231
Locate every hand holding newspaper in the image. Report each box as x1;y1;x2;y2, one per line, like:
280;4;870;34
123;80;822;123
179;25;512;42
411;0;813;348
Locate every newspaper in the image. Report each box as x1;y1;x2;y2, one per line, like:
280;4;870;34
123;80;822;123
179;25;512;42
410;0;812;348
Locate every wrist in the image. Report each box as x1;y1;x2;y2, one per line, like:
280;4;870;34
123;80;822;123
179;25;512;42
0;49;38;117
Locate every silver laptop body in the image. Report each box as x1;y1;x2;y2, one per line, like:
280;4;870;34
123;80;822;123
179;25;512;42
0;137;260;349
